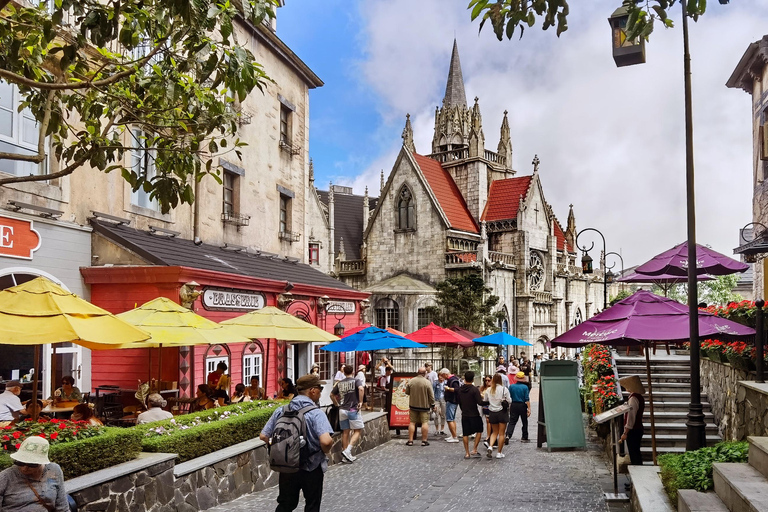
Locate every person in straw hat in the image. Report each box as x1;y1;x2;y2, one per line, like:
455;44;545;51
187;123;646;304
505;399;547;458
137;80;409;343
0;436;68;511
618;375;646;466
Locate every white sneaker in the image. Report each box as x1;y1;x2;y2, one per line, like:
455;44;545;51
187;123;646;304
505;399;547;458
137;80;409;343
342;448;355;462
445;437;460;443
496;452;505;459
486;446;493;459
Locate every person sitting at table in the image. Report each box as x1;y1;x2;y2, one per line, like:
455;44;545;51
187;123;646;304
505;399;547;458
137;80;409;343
176;384;217;413
230;384;251;404
50;376;82;404
17;400;50;423
275;378;296;400
70;404;103;426
207;362;230;406
244;376;265;400
136;394;173;425
0;381;23;426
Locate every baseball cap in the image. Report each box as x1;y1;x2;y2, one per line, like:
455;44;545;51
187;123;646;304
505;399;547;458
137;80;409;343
296;374;323;391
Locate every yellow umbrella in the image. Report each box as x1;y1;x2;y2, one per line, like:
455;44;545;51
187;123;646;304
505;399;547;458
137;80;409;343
220;306;339;395
0;277;151;418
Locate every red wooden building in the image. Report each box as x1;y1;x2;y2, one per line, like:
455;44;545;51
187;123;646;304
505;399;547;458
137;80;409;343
81;219;368;398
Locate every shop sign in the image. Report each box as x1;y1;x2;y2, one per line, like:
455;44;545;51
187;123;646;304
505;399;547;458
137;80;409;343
202;287;265;311
326;300;356;313
389;375;413;429
0;215;41;260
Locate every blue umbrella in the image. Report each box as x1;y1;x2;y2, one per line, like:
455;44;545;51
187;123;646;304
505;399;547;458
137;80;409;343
472;331;532;347
320;326;427;352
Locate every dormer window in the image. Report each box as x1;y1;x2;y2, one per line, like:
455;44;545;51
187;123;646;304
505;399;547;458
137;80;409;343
397;186;415;230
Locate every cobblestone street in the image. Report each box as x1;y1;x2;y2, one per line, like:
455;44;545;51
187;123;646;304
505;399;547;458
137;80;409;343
209;387;630;512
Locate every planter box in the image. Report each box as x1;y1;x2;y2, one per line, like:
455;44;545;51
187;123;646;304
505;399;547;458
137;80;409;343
727;353;755;372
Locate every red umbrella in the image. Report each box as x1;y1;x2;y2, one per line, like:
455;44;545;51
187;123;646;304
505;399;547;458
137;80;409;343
406;323;474;347
449;325;482;340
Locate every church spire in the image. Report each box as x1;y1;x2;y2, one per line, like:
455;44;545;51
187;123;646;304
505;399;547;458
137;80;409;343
402;113;415;152
565;204;576;251
497;110;513;172
443;39;467;109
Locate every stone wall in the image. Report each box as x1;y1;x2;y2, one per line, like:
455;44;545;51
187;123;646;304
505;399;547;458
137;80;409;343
701;358;768;441
68;412;390;512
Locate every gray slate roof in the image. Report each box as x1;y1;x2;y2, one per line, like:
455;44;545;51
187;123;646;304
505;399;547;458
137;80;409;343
316;190;378;260
443;39;467;108
90;219;357;292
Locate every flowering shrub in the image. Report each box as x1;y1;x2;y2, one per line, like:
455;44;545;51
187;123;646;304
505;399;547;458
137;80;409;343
593;374;621;412
701;339;727;360
725;341;749;357
702;300;767;328
1;418;103;453
749;346;768;363
143;401;279;438
582;344;613;378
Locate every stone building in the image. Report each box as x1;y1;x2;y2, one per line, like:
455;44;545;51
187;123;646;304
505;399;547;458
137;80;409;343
0;6;366;396
728;35;768;299
318;41;606;352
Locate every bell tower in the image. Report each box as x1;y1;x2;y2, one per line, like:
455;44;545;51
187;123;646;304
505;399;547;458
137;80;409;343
431;39;472;154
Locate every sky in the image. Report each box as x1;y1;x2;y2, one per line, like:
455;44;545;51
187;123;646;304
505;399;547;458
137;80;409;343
275;0;768;270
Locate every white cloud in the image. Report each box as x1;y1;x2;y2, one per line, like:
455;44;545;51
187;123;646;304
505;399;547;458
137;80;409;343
347;0;768;268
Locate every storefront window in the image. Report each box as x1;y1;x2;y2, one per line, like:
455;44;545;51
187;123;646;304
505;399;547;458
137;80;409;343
313;344;330;380
375;298;399;331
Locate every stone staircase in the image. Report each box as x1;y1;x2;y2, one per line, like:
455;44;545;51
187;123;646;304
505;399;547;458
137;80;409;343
678;436;768;512
615;355;721;462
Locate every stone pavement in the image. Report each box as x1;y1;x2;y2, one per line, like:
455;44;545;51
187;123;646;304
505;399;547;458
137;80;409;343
207;386;630;512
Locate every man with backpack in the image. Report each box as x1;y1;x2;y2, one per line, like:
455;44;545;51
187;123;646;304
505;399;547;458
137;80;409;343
259;374;334;512
331;365;365;462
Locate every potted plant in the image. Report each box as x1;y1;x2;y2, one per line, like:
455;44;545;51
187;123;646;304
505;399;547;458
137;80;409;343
725;341;754;372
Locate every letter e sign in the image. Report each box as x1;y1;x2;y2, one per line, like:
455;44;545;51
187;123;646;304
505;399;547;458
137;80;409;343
0;215;41;260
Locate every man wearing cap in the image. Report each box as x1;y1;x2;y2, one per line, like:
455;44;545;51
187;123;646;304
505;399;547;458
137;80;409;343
0;381;23;425
506;371;531;443
260;374;334;512
0;436;68;511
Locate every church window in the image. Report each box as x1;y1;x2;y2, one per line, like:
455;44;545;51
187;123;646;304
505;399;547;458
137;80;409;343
375;298;400;331
397;186;415;230
528;251;545;290
308;243;320;265
417;308;434;329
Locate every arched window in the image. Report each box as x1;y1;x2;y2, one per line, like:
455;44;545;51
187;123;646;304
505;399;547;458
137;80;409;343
375;298;400;331
397;186;415;230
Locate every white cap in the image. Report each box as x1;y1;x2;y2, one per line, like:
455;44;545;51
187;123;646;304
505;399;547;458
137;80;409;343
10;436;50;465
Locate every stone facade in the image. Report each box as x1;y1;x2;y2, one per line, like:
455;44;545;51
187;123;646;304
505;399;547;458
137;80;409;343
68;412;391;512
701;358;768;441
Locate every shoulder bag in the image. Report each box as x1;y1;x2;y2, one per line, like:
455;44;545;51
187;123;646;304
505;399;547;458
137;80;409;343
24;478;55;512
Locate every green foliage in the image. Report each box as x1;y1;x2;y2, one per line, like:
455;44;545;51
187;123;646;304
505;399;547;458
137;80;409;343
652;275;743;307
0;427;143;479
468;0;710;41
658;441;749;503
0;0;277;213
609;289;633;306
137;400;282;462
426;273;505;335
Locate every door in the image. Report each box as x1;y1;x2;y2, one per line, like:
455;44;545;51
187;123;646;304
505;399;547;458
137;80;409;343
45;343;84;396
285;346;294;384
242;353;262;385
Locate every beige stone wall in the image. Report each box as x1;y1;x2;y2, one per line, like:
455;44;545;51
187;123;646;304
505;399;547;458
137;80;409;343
752;66;768;300
304;187;331;273
0;20;314;263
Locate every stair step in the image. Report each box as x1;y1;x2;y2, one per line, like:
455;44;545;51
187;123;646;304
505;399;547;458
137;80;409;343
677;489;728;512
641;446;685;460
639;382;693;389
615;357;690;363
713;462;768;512
618;365;692;373
749;437;768;480
642;411;716;424
647;423;719;432
623;391;707;402
642;434;722;448
643;401;711;411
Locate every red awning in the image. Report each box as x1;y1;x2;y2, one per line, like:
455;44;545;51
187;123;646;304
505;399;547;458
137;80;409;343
406;323;473;348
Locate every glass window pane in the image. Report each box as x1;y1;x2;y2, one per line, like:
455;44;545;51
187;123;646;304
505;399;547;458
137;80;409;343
0;82;13;110
0;110;12;138
22;114;39;146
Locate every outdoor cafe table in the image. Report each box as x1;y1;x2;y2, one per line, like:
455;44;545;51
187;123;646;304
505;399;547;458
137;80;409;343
41;403;76;418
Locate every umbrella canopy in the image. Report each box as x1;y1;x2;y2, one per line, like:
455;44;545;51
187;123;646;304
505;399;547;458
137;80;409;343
472;331;532;347
320;326;426;352
617;271;714;285
117;297;249;347
550;290;754;347
406;323;473;348
220;306;339;343
634;241;748;277
342;323;407;338
0;277;151;349
449;326;482;340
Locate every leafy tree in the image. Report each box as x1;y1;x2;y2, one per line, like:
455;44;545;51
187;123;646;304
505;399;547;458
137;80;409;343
0;0;276;213
651;275;743;306
468;0;707;41
426;273;505;335
609;288;633;306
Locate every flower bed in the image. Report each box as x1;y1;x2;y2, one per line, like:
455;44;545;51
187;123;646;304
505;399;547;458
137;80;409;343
581;344;617;416
702;300;768;328
0;419;142;478
137;400;283;463
658;441;749;504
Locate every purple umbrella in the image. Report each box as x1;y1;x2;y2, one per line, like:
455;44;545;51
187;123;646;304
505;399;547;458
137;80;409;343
552;290;754;464
617;271;714;285
634;241;748;277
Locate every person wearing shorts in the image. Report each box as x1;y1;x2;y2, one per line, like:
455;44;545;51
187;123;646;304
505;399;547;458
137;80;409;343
484;373;511;459
331;365;365;462
404;367;435;446
457;371;487;458
442;368;461;443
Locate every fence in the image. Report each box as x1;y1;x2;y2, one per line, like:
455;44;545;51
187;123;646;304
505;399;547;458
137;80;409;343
388;358;499;377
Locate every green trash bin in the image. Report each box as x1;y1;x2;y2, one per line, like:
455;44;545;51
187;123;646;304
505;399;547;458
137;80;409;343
537;360;586;450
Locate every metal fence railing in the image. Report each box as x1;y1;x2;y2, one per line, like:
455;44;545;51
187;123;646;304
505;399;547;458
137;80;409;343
387;358;500;377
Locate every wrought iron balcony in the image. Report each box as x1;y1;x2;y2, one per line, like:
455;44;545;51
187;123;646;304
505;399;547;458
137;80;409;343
221;211;251;227
279;139;301;156
279;230;301;243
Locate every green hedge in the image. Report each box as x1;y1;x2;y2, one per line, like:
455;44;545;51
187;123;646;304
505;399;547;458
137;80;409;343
658;441;749;504
137;401;284;462
0;427;142;479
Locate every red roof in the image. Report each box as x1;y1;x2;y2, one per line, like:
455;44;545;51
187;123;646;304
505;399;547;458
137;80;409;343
412;153;479;234
554;220;574;253
481;176;533;222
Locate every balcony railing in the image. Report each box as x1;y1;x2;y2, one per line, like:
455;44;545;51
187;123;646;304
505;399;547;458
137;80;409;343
279;139;301;156
533;291;553;304
338;259;366;276
279;230;301;243
221;211;251;227
447;236;479;252
445;251;479;267
483;150;507;167
427;148;469;163
488;251;515;267
556;263;569;275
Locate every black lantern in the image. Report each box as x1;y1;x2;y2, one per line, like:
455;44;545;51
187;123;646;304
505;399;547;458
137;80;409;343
581;252;594;274
608;6;646;67
606;269;615;284
334;320;345;337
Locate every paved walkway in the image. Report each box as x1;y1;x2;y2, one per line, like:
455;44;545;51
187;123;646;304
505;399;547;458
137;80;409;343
208;387;630;512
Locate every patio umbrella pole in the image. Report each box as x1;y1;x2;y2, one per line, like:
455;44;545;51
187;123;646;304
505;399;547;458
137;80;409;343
645;341;658;465
265;340;270;399
157;344;163;387
32;345;40;421
50;343;57;398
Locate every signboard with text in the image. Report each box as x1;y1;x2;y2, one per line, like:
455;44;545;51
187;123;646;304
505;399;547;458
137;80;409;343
326;300;356;313
388;374;416;429
0;215;41;260
202;287;265;311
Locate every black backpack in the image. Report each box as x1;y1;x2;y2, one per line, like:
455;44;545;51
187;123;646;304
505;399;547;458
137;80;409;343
268;404;318;473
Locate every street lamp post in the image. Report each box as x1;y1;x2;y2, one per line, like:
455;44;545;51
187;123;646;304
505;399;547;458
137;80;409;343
576;228;608;311
605;251;625;294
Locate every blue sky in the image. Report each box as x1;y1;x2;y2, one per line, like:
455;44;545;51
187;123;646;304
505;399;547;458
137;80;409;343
275;1;768;269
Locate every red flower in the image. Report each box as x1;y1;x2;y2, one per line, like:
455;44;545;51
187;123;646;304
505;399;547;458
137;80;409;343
12;431;20;439
38;433;46;438
58;422;66;429
50;432;58;440
14;443;20;450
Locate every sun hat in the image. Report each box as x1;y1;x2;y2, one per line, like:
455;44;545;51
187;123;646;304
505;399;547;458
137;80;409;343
10;436;50;465
496;365;507;373
358;364;367;372
516;371;525;379
619;375;645;395
296;374;323;391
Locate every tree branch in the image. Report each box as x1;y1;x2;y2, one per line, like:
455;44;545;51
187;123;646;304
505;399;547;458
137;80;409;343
0;155;87;186
0;89;56;164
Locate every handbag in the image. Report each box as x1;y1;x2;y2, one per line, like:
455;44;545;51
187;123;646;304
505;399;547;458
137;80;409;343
501;388;510;411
